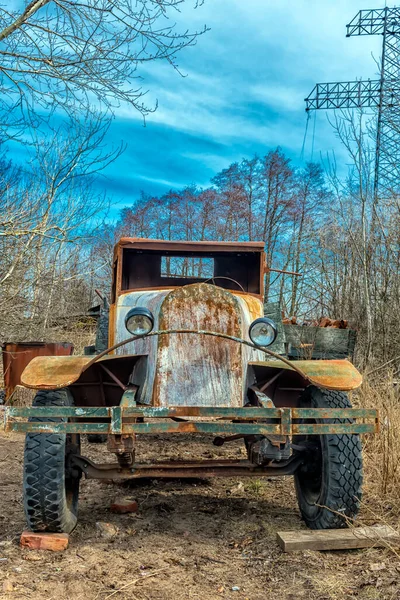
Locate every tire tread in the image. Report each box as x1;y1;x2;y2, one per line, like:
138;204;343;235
23;389;78;533
295;386;363;529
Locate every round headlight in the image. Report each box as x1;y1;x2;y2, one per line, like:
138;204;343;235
249;317;277;347
125;307;154;336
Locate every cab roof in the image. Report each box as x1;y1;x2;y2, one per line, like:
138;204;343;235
114;238;265;260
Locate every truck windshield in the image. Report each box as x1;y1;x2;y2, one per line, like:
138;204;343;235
120;248;261;294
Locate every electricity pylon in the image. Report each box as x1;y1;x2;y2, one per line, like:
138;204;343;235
305;7;400;198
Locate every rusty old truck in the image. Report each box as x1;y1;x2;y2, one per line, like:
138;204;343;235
3;238;378;533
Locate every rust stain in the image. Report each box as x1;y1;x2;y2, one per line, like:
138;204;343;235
2;342;73;399
114;289;172;404
234;293;263;322
156;283;243;407
20;335;362;393
21;355;93;389
20;354;140;390
250;359;362;391
115;238;265;254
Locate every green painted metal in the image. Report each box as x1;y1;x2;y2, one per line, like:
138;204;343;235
280;408;292;435
10;422;109;434
5;406;284;419
3;405;378;436
9;421;282;435
6;420;377;435
6;406;110;418
5;405;376;420
120;389;137;407
291;408;377;419
110;406;122;434
292;423;375;435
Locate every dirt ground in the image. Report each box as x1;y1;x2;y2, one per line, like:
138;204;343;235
0;432;399;600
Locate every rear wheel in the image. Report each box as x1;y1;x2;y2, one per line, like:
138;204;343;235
23;388;81;533
294;386;362;529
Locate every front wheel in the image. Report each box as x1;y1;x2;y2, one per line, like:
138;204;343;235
23;388;81;533
294;386;363;529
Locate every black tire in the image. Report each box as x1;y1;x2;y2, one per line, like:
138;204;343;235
23;388;81;533
294;385;362;530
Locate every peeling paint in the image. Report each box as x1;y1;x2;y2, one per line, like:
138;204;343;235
114;290;171;404
250;359;363;391
4;405;379;436
156;284;252;407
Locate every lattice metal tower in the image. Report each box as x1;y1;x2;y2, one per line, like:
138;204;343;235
305;7;400;198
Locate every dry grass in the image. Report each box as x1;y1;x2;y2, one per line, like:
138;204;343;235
43;322;96;355
354;375;400;522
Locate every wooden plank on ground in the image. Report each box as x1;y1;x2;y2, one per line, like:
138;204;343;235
277;525;400;552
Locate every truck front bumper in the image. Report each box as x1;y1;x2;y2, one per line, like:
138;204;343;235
3;405;379;436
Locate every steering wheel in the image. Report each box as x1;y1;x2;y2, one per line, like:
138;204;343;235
203;276;245;292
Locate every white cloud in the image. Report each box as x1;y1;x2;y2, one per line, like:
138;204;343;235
105;0;387;202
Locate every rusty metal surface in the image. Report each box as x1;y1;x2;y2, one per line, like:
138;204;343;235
156;283;260;407
250;359;362;391
86;330;360;394
4;405;377;419
21;355;92;389
107;434;135;466
69;454;303;479
236;294;264;322
113;285;264;406
4;405;379;436
114;290;171;404
83;330;319;385
20;354;144;390
114;238;266;259
2;341;73;399
233;294;265;398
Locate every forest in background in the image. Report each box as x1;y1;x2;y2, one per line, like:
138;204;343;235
0;2;398;371
2;120;399;370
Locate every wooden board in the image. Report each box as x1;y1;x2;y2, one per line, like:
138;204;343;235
277;525;400;552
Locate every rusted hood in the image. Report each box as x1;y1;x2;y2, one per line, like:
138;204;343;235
114;284;264;406
250;359;362;391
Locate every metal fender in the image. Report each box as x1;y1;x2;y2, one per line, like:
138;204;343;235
20;354;145;390
249;359;362;391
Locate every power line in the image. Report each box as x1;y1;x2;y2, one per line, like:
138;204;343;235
300;110;311;161
311;109;316;162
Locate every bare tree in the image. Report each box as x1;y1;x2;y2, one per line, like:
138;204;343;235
0;1;207;135
326;110;375;364
0;113;118;339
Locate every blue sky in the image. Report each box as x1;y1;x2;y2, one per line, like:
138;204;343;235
12;0;386;213
101;0;385;212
